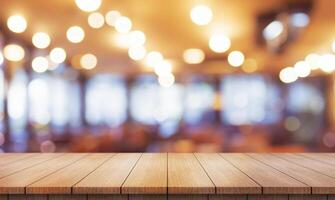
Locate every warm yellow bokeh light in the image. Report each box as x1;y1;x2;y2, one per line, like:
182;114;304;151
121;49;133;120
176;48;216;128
128;45;147;61
190;5;213;26
209;34;231;53
32;56;49;73
145;51;164;68
75;0;101;12
158;73;175;87
228;51;245;67
66;26;85;43
154;60;172;76
183;48;205;64
279;67;298;83
294;61;311;77
3;44;25;62
88;12;105;29
80;54;97;70
32;32;51;49
7;15;27;33
318;54;335;73
242;58;258;73
49;47;66;64
115;16;132;33
305;53;320;70
105;10;121;27
128;30;146;47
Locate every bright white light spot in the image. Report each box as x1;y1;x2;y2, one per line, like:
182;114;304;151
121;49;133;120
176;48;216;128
49;47;66;64
318;54;335;73
294;61;311;77
105;10;121;26
183;48;205;64
3;44;25;62
32;56;49;73
291;12;309;27
80;54;97;70
263;20;284;40
128;30;146;47
279;67;298;83
7;15;27;33
228;51;245;67
128;45;146;61
66;26;85;43
158;73;175;87
209;34;231;53
154;60;172;76
190;5;213;26
115;16;132;33
305;53;320;70
75;0;101;12
145;51;164;68
88;12;105;29
32;32;50;49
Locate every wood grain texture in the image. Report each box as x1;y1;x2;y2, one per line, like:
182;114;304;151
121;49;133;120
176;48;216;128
74;153;141;194
248;195;288;200
27;154;112;194
220;154;309;194
129;194;166;200
87;195;127;200
168;153;215;194
209;194;247;199
195;153;261;194
0;154;62;179
288;195;327;200
122;153;167;194
0;154;84;194
0;154;37;166
273;154;335;179
248;153;335;194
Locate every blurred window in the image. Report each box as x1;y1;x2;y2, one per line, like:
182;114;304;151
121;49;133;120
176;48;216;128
221;75;281;125
85;74;127;127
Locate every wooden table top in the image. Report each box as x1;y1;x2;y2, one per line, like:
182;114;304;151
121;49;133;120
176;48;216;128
0;153;335;196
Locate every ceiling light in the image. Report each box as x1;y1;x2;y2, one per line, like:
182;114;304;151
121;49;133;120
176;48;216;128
318;54;335;73
66;26;85;43
105;10;121;27
32;56;49;73
145;51;164;68
279;67;298;83
75;0;101;12
190;5;213;26
158;73;175;87
263;20;284;40
294;61;311;77
228;51;245;67
32;32;51;49
7;15;27;33
183;48;205;64
128;45;146;61
291;12;309;28
80;54;97;70
209;34;231;53
49;47;66;64
154;60;172;76
88;12;104;29
3;44;25;62
115;16;132;33
305;53;320;70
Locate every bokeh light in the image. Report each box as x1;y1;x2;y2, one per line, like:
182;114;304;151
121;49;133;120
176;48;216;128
318;54;335;73
3;44;25;62
32;56;49;73
128;45;147;61
105;10;121;27
305;53;320;70
80;54;97;70
66;26;85;43
115;16;132;33
145;51;164;68
49;47;66;64
75;0;101;12
88;12;105;29
279;67;298;83
183;48;205;64
7;15;27;33
228;51;245;67
190;5;213;26
158;73;175;87
294;61;311;77
209;34;231;53
32;32;51;49
154;60;172;76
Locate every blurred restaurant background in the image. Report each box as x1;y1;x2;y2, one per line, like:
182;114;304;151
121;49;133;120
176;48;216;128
0;0;334;153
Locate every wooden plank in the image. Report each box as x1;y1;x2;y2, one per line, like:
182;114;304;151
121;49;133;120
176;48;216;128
0;154;63;179
122;153;166;194
27;154;113;194
220;154;309;194
0;154;86;194
168;195;208;200
48;195;87;200
248;195;288;200
0;153;37;166
87;194;127;200
289;195;327;200
273;154;335;179
8;195;47;200
168;153;215;194
195;153;261;194
74;153;140;194
248;153;335;194
129;194;166;200
298;153;335;166
209;194;247;200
